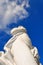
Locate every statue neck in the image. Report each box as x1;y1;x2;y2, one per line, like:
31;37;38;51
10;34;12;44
4;32;25;51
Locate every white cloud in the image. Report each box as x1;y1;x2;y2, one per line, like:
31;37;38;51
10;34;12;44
0;0;30;34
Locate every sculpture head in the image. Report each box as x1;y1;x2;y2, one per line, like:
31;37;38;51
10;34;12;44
0;26;41;65
4;26;32;52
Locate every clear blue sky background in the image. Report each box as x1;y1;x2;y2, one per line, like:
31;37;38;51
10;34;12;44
0;0;43;64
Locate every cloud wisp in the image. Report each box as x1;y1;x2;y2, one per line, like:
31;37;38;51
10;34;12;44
0;0;30;34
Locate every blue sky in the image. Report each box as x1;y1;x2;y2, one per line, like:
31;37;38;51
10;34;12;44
0;0;43;64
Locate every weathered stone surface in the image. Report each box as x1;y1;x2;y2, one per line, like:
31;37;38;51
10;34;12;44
0;26;41;65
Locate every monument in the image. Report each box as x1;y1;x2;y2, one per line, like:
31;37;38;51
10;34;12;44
0;26;42;65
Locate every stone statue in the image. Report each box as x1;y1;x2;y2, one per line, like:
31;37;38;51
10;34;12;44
0;26;42;65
